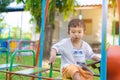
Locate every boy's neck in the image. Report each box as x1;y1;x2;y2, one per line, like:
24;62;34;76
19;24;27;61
71;39;82;49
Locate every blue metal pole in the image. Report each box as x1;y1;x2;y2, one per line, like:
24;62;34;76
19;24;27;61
38;0;46;80
100;0;108;80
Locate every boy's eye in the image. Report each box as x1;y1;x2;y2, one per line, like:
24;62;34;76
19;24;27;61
72;31;75;33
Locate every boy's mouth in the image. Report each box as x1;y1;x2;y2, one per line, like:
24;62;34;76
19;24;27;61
75;37;79;39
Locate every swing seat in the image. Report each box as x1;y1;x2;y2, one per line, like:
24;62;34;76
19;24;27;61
107;45;120;80
15;67;49;75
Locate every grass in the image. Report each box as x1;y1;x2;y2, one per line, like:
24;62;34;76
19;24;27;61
0;53;100;80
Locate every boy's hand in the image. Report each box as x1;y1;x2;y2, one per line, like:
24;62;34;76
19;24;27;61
48;57;56;65
48;48;57;65
92;55;100;61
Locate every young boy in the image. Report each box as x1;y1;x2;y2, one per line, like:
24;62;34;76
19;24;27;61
49;19;100;80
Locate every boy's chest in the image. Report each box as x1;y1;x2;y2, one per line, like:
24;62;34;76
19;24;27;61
72;48;86;64
72;48;85;57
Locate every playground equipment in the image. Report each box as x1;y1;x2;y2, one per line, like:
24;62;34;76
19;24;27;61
49;58;100;79
107;1;120;80
100;0;108;80
107;46;120;80
0;0;55;80
7;50;49;80
101;0;120;80
0;47;19;70
0;50;61;80
0;47;19;80
0;0;60;80
0;39;36;52
1;0;100;80
0;28;36;53
0;47;9;70
0;40;9;54
1;0;120;80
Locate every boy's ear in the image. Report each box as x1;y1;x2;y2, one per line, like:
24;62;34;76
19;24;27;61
67;31;70;34
84;30;87;34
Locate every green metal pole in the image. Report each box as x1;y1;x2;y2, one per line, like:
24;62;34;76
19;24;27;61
49;63;53;78
9;50;36;71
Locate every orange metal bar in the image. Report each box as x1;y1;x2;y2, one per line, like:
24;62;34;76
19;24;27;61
35;0;50;65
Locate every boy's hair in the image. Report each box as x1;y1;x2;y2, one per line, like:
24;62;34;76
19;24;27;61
68;19;86;32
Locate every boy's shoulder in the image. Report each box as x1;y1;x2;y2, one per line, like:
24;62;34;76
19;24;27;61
56;38;71;46
60;38;70;42
82;40;89;45
82;40;91;47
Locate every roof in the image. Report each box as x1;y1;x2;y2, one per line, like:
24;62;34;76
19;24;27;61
6;2;24;9
75;0;103;10
3;2;25;12
75;0;102;6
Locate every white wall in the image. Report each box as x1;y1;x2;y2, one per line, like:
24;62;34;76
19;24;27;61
55;8;119;45
82;8;102;44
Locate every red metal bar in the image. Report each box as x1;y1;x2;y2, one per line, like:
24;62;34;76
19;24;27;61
35;0;50;65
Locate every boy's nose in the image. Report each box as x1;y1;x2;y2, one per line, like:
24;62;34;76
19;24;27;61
75;33;79;35
75;33;79;36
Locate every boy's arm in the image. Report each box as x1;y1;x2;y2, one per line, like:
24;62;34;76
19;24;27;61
92;55;100;61
49;48;57;64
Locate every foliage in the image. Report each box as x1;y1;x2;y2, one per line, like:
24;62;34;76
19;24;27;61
17;0;42;32
0;14;4;22
0;21;7;39
55;0;76;20
0;0;14;12
15;0;78;59
22;32;32;40
10;27;32;40
17;0;76;32
10;26;20;39
109;0;117;16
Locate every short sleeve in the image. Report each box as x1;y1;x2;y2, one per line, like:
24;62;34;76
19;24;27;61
51;39;66;53
83;42;95;60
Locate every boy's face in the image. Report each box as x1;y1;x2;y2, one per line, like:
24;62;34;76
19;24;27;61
68;26;84;41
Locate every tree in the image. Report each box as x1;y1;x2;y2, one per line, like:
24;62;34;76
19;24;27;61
0;0;14;38
44;0;75;59
0;23;7;39
10;26;20;39
11;0;117;60
0;0;14;12
16;0;76;60
0;15;7;39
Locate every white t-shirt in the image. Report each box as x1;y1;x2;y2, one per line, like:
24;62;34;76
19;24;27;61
52;38;95;72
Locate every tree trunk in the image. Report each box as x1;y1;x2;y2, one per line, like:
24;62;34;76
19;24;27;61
116;0;120;22
116;0;120;45
43;23;54;60
43;0;56;60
